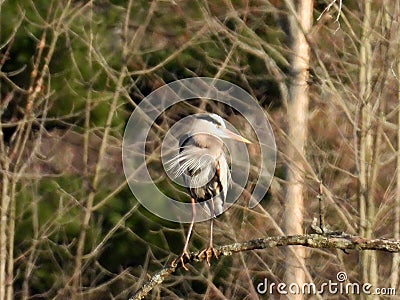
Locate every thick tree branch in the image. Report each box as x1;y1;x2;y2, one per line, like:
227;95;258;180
130;233;400;299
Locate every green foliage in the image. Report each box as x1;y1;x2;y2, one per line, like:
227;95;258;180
2;0;289;297
1;0;128;128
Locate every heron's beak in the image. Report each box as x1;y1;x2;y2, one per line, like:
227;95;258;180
218;127;252;144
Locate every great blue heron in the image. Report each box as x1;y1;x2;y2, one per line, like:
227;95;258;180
168;113;251;269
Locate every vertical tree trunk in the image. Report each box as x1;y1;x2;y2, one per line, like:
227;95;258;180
283;0;313;297
358;1;378;297
0;164;10;300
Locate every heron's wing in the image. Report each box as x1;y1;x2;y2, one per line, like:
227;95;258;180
217;154;229;202
202;154;229;217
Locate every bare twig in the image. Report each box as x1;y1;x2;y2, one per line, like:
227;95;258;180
130;233;400;300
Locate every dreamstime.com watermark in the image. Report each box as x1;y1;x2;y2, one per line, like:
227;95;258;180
256;272;397;296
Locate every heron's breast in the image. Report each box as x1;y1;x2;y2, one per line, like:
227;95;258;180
189;161;224;202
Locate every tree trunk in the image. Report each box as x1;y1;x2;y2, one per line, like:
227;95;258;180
283;0;313;298
358;1;379;297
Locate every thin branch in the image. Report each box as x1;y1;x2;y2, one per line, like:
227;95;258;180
130;233;400;300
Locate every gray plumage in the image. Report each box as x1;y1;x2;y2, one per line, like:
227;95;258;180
169;113;251;267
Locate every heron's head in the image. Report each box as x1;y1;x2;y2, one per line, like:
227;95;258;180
191;113;252;145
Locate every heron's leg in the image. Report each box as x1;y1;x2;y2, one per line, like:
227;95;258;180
209;200;214;249
199;198;218;266
172;197;195;270
183;197;196;253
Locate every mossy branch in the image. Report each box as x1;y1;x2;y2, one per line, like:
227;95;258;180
130;233;400;299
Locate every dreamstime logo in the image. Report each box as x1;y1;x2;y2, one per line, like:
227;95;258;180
122;77;276;223
256;272;397;296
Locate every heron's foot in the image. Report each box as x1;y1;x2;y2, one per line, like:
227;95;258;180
199;247;218;266
172;250;190;270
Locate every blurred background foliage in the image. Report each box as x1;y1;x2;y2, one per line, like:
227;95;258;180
1;0;399;299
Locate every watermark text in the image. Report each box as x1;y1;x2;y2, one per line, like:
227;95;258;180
256;272;396;296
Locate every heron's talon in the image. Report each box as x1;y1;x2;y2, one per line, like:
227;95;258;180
199;247;218;266
173;251;190;270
